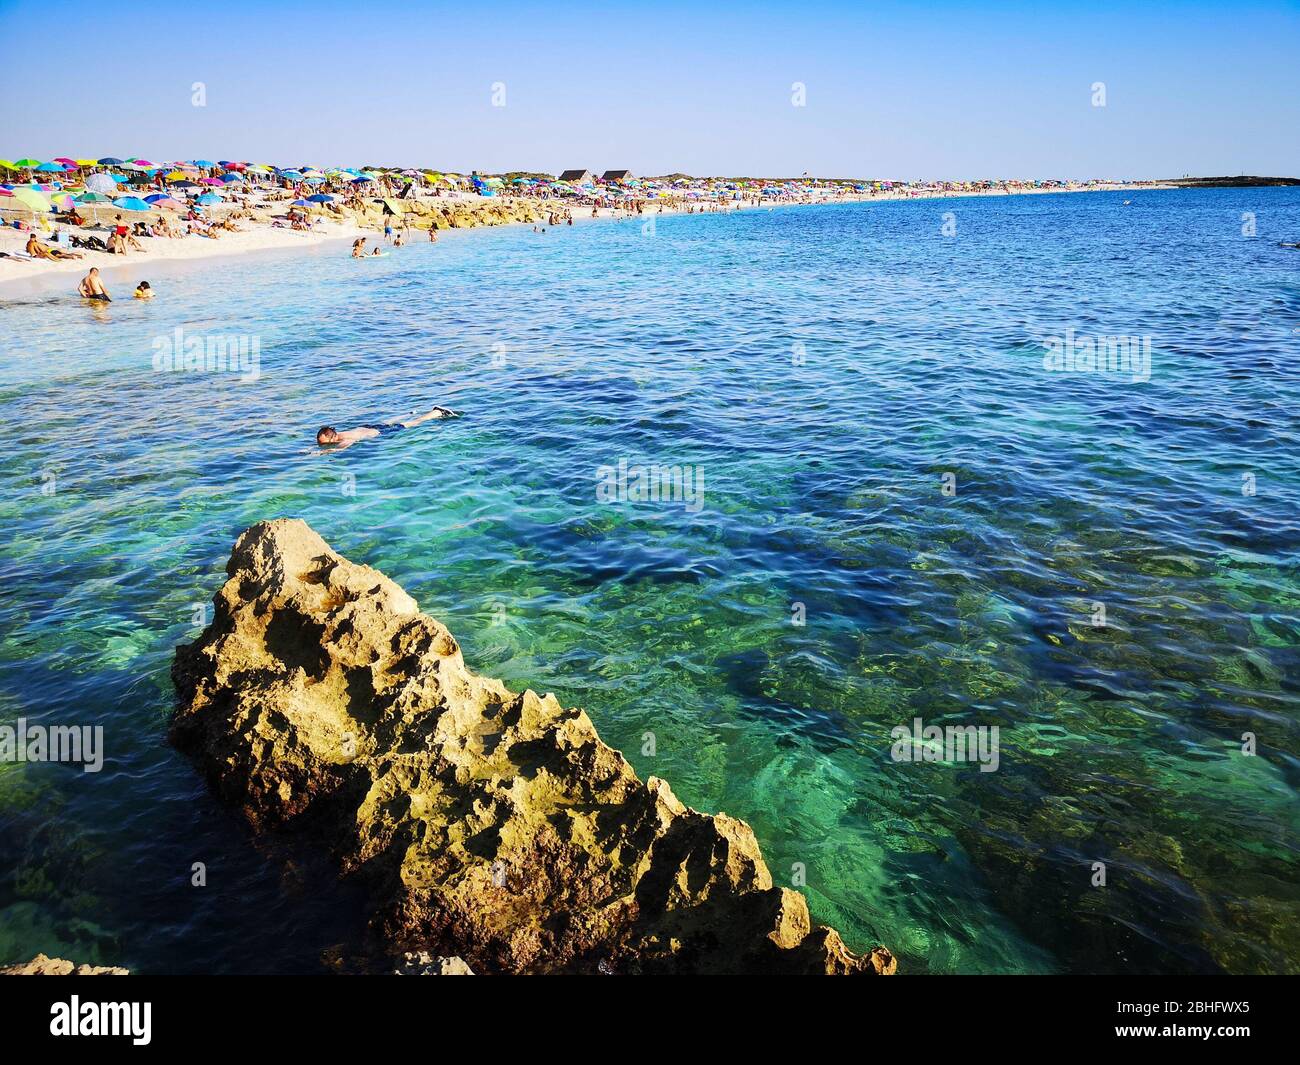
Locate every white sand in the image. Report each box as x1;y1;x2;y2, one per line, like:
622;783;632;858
0;219;367;289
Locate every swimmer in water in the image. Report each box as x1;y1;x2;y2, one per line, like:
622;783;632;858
316;404;461;451
134;281;153;300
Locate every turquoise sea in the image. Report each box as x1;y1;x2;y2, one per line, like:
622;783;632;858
1;188;1297;974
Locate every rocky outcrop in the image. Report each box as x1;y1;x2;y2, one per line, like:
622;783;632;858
171;520;896;976
396;952;474;976
341;197;546;232
1;954;128;976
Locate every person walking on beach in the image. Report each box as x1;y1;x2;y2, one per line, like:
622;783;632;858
315;404;461;452
78;268;110;301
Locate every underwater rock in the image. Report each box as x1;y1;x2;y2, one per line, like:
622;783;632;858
171;519;895;976
1;954;128;975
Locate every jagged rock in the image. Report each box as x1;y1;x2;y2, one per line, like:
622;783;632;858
1;954;128;976
171;520;896;976
396;951;474;975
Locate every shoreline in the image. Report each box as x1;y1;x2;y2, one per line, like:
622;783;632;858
0;182;1178;296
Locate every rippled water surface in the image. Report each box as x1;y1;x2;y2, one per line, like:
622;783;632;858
1;189;1298;974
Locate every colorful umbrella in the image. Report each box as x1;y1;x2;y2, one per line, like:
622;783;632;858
112;196;154;212
9;187;51;211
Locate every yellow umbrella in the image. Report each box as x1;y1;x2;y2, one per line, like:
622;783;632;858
76;158;97;166
165;170;189;181
9;187;51;212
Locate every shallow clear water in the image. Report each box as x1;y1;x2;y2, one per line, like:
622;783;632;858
1;189;1297;974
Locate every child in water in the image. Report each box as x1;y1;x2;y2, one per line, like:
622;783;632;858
134;282;153;300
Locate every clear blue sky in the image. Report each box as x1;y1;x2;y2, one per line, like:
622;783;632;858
3;0;1297;179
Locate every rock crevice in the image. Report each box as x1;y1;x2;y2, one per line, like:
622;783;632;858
172;519;896;975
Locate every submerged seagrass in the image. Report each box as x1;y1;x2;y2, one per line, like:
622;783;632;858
171;519;895;975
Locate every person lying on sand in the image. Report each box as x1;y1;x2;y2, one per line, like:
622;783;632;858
78;268;110;301
26;233;81;261
315;405;461;451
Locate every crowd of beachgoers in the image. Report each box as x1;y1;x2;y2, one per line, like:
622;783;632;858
0;155;1154;284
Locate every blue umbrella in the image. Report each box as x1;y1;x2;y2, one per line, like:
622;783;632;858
97;156;124;165
306;193;334;203
302;176;325;185
219;173;243;182
191;159;215;168
143;194;171;203
195;193;223;205
352;175;374;183
291;198;312;206
112;196;154;212
35;161;67;172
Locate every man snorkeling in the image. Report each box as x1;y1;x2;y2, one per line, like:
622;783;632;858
315;404;461;451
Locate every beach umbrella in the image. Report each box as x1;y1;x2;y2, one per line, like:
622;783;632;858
199;177;224;185
97;157;124;166
112;196;154;212
75;192;110;203
85;172;117;193
149;197;184;211
352;175;374;184
306;193;334;203
191;159;215;168
0;188;11;197
10;187;51;211
35;161;68;172
219;173;243;182
290;198;312;207
169;179;200;189
49;192;75;208
75;158;96;166
195;193;223;205
302;176;325;185
164;170;189;181
13;158;40;169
